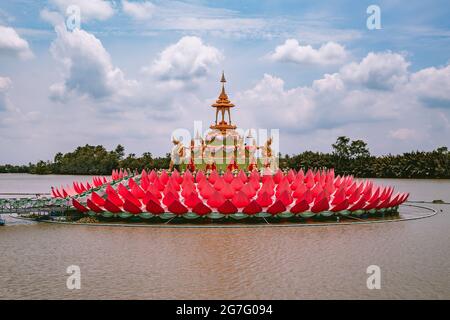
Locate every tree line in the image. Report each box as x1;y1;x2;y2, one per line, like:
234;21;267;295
0;137;449;178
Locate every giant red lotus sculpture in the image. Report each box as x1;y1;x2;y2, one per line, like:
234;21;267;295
52;168;409;221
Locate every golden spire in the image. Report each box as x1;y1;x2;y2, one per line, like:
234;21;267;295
221;71;226;83
210;72;236;132
213;71;234;107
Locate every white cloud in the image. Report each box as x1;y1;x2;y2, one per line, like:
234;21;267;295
40;8;65;27
50;0;114;21
0;76;12;111
49;26;137;101
122;0;155;20
0;76;11;91
0;25;33;59
409;64;450;108
389;128;418;140
238;51;419;134
143;36;223;87
339;52;410;90
269;39;348;65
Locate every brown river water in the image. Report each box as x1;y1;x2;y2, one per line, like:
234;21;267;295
0;174;449;299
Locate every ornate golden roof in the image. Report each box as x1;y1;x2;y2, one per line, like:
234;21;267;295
212;71;235;108
210;72;237;132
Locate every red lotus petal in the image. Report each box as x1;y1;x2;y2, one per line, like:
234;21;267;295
197;178;207;191
87;199;103;213
230;177;244;191
259;183;275;197
168;178;181;191
331;199;349;212
147;183;162;199
331;187;346;205
250;178;261;191
104;199;122;213
148;170;157;183
54;188;63;198
386;193;400;207
347;188;361;204
183;169;193;182
367;187;380;203
324;180;335;195
290;178;299;191
267;200;286;215
207;191;226;208
400;193;409;204
131;185;145;199
184;192;201;209
273;170;283;184
164;181;179;195
181;183;195;198
277;177;290;191
208;170;219;184
287;169;296;183
91;191;105;206
310;183;323;197
145;199;165;214
123;199;142;214
232;191;250;208
192;202;212;216
140;175;149;190
376;197;391;209
196;170;206;183
311;197;330;213
105;189;123;207
241;183;256;198
143;191;159;206
290;199;309;214
214;177;226;191
159;170;169;185
200;182;215;199
72;199;89;213
250;170;260;181
243;200;262;215
223;170;234;183
363;199;379;210
168;200;188;215
118;183;142;208
346;182;357;196
218;200;238;214
238;169;248;183
293;182;306;199
348;197;367;211
172;169;183;184
278;190;293;206
128;178;137;190
153;177;165;191
220;183;235;199
163;191;178;207
256;191;273;207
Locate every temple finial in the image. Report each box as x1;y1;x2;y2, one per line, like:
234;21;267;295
221;71;226;83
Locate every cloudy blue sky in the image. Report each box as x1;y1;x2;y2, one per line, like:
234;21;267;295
0;0;449;164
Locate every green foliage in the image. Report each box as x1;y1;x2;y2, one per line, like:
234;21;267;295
0;137;448;178
281;136;449;178
0;144;169;175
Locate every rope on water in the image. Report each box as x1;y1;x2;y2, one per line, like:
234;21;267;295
406;200;450;205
